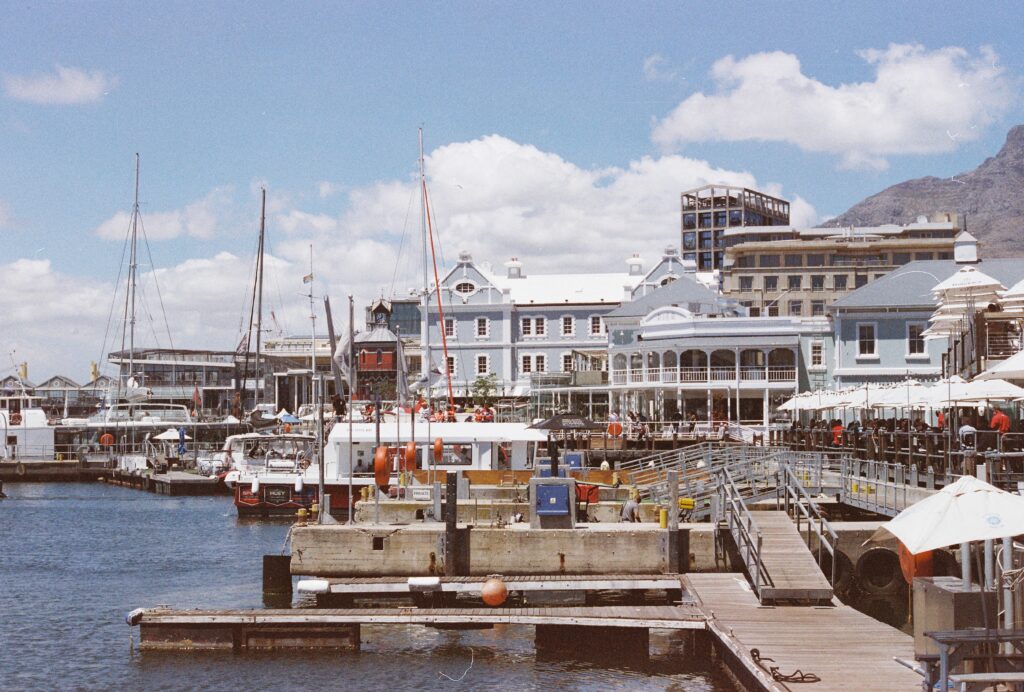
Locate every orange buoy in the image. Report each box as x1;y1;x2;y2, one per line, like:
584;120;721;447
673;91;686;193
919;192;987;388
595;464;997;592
607;422;623;437
433;437;444;463
99;433;115;447
374;445;390;487
898;542;933;584
481;577;508;607
403;441;417;471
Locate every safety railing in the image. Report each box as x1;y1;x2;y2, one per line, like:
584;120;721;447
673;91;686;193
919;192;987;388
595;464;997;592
839;458;919;517
779;462;839;587
716;466;771;599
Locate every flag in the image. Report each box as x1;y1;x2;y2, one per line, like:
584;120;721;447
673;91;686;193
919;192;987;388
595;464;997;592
303;273;313;284
192;385;202;408
333;332;353;385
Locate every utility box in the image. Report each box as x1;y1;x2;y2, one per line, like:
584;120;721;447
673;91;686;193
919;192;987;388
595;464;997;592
913;576;998;657
562;452;584;469
528;477;576;529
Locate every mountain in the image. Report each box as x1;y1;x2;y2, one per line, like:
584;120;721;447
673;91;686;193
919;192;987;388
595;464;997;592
825;125;1024;257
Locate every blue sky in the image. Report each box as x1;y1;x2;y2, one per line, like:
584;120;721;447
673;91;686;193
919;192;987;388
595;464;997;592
2;1;1023;378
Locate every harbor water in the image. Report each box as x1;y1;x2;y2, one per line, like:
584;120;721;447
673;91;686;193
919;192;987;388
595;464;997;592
0;483;735;690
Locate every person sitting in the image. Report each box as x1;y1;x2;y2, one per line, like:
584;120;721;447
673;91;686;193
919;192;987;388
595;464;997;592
621;492;641;523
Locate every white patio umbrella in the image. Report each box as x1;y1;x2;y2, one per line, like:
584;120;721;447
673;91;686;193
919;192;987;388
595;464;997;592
946;378;1024;403
153;427;191;441
867;475;1024;554
977;349;1024;381
931;266;1006;299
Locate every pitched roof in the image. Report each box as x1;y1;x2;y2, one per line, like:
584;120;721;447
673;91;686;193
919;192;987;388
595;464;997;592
604;274;725;318
831;259;1024;310
475;267;635;305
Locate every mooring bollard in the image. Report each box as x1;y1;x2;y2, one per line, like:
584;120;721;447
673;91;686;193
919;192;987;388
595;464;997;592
263;554;292;598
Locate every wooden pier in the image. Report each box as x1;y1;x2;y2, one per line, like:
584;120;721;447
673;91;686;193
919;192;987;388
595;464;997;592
106;469;223;496
686;573;919;690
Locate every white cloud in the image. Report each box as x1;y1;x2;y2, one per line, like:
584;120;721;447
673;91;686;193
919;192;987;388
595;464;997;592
652;44;1013;170
643;54;676;82
3;65;118;105
93;187;234;241
317;181;343;198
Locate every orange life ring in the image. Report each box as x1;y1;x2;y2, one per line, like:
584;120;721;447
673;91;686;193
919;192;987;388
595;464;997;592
374;445;390;487
433;437;444;463
99;433;115;447
403;441;417;472
607;422;623;437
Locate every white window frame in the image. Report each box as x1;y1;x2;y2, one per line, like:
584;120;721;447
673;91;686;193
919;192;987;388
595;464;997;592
446;355;456;378
444;318;456;338
809;341;825;370
453;281;476;295
475;317;489;339
520;354;532;375
534;354;546;372
856;322;878;359
560;315;574;337
475;353;490;376
589;315;605;337
520;317;532;337
906;322;928;358
562;352;573;372
533;317;546;337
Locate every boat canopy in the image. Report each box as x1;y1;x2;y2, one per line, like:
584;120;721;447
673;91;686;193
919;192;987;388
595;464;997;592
328;421;548;444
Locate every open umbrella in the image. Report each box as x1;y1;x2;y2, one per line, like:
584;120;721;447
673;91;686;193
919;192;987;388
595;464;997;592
944;378;1024;403
528;413;605;430
279;413;301;424
868;475;1024;554
977;350;1024;381
154;427;191;441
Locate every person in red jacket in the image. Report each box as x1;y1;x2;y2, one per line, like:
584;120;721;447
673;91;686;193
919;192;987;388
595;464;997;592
990;408;1011;434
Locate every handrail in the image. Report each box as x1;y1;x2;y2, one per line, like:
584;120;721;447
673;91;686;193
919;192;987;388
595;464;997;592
779;462;840;587
716;466;772;598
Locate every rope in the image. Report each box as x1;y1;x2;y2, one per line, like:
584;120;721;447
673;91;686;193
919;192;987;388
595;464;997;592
751;648;821;684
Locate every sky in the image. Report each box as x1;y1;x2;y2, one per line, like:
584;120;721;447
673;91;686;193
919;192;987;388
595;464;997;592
2;1;1023;381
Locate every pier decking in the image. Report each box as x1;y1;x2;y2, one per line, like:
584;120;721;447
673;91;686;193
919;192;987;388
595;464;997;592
753;510;834;603
686;573;918;690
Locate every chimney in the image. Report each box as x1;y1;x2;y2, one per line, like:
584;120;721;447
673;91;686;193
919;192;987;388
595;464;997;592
458;250;472;264
626;253;644;276
954;230;979;264
505;257;524;279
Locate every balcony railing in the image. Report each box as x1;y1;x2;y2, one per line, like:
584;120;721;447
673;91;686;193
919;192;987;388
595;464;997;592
610;366;796;386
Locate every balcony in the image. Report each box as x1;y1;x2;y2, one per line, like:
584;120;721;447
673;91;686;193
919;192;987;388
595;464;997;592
610;366;796;386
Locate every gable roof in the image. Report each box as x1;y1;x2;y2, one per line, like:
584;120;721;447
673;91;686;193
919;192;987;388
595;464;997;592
35;375;81;389
604;274;726;319
831;259;1024;310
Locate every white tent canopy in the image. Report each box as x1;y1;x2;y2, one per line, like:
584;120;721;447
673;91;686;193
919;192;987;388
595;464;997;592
977;350;1024;381
153;427;190;441
868;475;1024;554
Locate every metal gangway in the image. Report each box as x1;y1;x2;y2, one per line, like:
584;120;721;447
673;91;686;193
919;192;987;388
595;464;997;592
714;463;837;605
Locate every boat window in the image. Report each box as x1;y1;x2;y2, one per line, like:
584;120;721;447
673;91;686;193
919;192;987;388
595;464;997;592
438;444;473;466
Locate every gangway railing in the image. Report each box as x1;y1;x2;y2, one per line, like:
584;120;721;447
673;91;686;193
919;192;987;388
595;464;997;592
779;462;839;588
839;458;919;517
715;466;771;600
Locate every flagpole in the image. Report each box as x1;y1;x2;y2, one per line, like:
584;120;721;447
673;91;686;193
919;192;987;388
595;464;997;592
347;295;355;524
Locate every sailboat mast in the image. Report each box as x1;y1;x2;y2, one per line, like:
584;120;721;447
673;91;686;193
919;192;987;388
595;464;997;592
128;153;140;384
255;188;266;406
418;129;429;383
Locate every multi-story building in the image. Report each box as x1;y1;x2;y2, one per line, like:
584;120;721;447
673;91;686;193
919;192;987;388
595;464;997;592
107;348;238;411
419;248;693;400
681;185;790;271
722;214;959;317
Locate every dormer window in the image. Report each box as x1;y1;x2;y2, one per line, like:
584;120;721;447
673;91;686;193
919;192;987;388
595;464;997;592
454;282;475;294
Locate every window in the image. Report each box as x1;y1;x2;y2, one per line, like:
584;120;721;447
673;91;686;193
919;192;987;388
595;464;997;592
748;306;761;317
561;316;574;336
562;354;573;372
810;275;825;292
908;324;926;355
787;275;802;290
534;317;545;336
739;276;753;291
590;316;604;335
892;252;911;266
784;254;803;267
767;305;779;317
444;318;455;338
788;300;803;316
736;255;755;268
811;300;825;316
520;317;532;337
759;254;781;268
476;317;489;338
806;254;825;267
454;281;475;294
763;275;778;292
521;355;531;374
858;323;876;357
810;342;824;367
535;355;546;372
855;274;868;288
446;356;456;376
833;274;848;291
476;354;489;375
915;252;933;261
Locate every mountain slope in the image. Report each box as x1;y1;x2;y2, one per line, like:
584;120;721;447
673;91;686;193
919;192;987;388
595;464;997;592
826;125;1024;257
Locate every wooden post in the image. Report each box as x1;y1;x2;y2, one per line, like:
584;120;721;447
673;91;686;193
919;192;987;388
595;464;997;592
667;470;679;573
445;472;458;575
